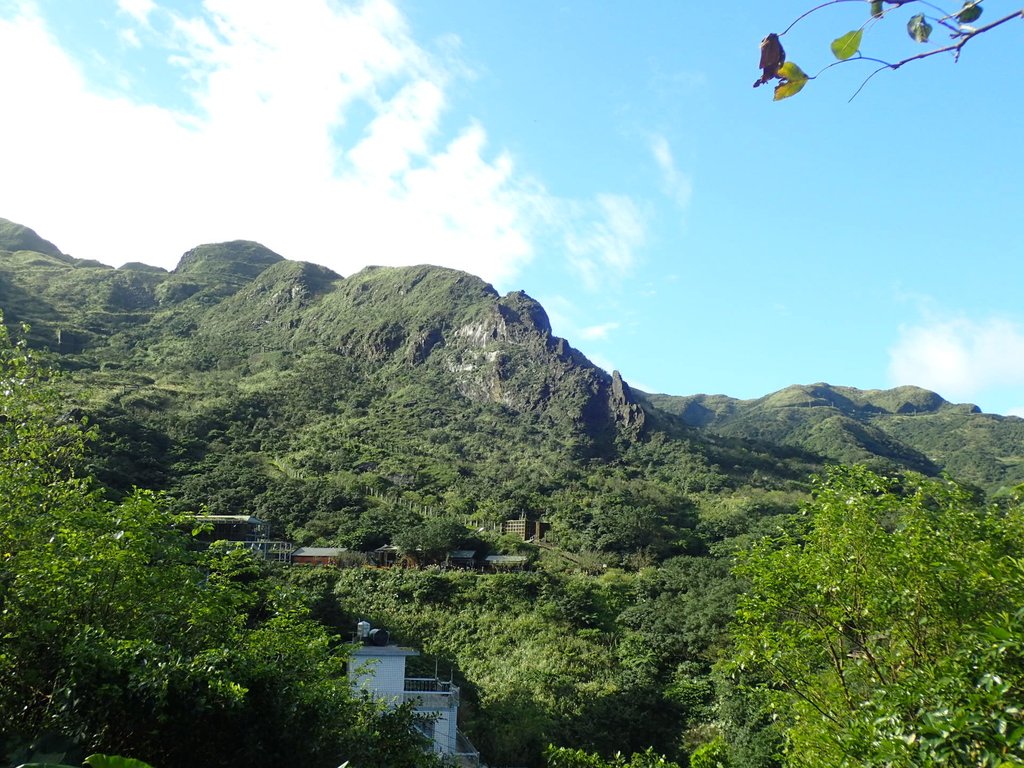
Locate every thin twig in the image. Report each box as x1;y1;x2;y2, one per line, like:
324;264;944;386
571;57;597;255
814;54;894;80
846;7;1024;99
889;8;1024;70
849;64;890;101
937;0;983;24
782;0;865;36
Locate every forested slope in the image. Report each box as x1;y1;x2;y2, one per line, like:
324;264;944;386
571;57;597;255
3;217;1023;767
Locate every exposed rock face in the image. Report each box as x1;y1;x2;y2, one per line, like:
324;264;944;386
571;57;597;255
153;254;648;446
447;289;644;443
610;370;645;433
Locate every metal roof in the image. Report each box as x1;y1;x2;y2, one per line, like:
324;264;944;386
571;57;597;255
292;547;347;557
194;515;267;524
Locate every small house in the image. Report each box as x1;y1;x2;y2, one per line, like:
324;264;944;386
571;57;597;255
291;546;347;566
484;554;529;572
371;544;401;567
446;549;477;569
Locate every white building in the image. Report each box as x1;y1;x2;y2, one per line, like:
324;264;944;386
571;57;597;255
348;624;481;767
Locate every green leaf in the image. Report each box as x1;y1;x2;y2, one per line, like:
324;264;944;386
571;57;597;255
907;13;933;43
831;30;863;60
957;1;983;23
870;0;883;18
84;755;156;768
773;61;808;101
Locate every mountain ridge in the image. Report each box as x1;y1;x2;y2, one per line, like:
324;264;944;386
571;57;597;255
2;217;1022;510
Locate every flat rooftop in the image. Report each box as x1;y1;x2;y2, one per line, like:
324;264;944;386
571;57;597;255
350;644;419;657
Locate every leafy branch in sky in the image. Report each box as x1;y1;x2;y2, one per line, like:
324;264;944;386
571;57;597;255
756;0;1024;101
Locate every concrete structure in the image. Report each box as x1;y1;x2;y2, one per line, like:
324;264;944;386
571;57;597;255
193;514;270;543
348;625;480;767
191;515;292;562
484;554;529;571
500;516;550;542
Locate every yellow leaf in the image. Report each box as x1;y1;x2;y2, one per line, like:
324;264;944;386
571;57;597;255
773;61;808;101
777;61;808;82
774;78;807;100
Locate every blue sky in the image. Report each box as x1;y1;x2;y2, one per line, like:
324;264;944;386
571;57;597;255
2;0;1023;415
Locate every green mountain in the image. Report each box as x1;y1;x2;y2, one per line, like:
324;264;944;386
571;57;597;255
1;216;1021;556
644;383;1024;494
5;217;1024;767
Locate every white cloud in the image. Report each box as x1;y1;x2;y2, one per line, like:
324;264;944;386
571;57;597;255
580;322;619;341
586;351;615;375
888;314;1024;405
0;0;548;286
564;194;646;290
119;27;142;48
650;133;692;209
117;0;156;25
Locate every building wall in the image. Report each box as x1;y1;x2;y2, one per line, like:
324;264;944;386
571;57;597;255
293;555;334;566
430;709;457;753
349;652;409;703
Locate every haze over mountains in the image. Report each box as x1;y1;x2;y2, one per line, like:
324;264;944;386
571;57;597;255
1;215;1022;531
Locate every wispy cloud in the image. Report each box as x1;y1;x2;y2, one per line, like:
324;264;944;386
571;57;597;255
888;313;1024;409
580;322;620;341
650;133;692;209
117;0;156;26
564;194;646;290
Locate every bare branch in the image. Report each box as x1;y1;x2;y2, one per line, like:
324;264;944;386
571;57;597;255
846;7;1024;98
841;7;1024;99
782;0;867;36
848;64;889;101
888;8;1024;71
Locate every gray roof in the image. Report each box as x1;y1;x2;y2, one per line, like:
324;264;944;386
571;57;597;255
448;550;477;559
292;547;347;557
195;515;267;524
350;644;419;657
484;555;528;564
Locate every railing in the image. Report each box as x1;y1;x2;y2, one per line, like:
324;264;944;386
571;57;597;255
454;729;481;768
403;677;459;709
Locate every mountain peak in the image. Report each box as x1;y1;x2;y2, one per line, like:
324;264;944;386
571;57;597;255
173;241;285;280
0;217;65;259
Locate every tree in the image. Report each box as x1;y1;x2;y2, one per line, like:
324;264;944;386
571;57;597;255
758;1;1024;101
724;465;1024;766
0;315;438;768
393;516;469;565
544;745;682;768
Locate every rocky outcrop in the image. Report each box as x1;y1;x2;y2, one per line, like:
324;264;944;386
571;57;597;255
447;290;644;443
